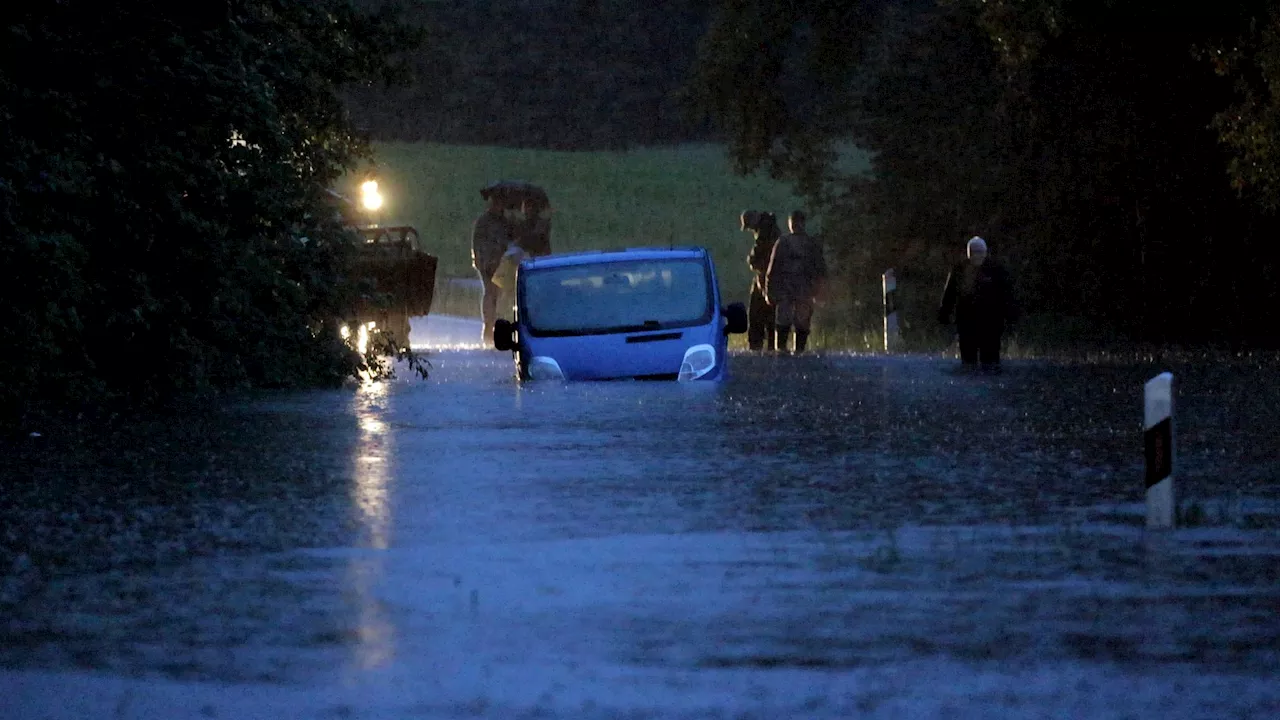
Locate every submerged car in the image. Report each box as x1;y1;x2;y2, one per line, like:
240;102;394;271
493;247;748;381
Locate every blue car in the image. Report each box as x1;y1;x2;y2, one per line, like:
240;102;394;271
493;247;748;381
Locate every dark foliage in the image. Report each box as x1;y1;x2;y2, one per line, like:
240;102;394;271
0;1;425;430
687;0;1280;350
343;0;717;149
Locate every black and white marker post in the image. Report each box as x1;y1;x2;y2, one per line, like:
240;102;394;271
883;268;900;353
1143;372;1176;529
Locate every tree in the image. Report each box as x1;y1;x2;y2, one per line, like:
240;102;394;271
1210;7;1280;212
687;0;1280;348
342;0;716;149
0;1;420;427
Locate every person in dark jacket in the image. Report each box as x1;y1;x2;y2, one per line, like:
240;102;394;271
937;236;1017;373
740;210;781;351
514;196;553;257
765;210;827;354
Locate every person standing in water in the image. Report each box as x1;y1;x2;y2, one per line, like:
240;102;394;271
765;210;827;354
740;210;781;352
937;235;1017;373
472;191;512;346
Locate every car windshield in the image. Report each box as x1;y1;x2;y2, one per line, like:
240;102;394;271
521;257;712;335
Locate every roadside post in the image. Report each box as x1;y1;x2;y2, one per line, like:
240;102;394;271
883;269;900;353
1143;372;1175;529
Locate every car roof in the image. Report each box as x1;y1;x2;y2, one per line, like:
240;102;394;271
522;247;708;270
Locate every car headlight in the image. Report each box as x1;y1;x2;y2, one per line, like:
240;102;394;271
528;356;565;381
678;344;716;382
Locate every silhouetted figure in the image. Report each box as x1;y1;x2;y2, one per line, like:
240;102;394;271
938;236;1017;373
514;196;553;257
766;210;827;354
740;210;780;351
472;193;512;346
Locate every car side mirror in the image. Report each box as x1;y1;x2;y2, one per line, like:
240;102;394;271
723;302;748;334
493;318;517;351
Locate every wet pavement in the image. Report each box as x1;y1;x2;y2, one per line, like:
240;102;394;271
2;316;1279;718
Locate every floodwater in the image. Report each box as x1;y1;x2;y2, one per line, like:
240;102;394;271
2;315;1279;719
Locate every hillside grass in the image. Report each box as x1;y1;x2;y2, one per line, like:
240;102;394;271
348;142;811;305
347;143;1270;358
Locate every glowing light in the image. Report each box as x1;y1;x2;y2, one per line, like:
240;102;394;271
361;180;383;211
357;322;370;355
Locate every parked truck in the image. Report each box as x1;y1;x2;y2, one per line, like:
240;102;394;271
326;183;437;352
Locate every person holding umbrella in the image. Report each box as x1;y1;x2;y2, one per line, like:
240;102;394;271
472;187;513;346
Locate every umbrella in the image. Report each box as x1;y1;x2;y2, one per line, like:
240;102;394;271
479;180;549;208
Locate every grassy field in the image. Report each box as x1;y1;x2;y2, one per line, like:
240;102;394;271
346;142;807;306
343;143;1113;356
346;144;1265;357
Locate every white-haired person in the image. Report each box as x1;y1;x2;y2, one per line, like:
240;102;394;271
937;236;1017;373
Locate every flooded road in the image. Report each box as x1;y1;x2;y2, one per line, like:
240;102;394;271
2;317;1279;718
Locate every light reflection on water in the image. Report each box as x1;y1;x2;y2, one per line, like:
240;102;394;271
353;381;391;550
347;380;395;670
4;350;1280;710
345;555;394;671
